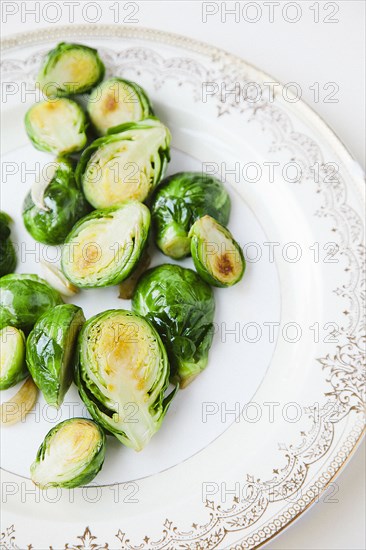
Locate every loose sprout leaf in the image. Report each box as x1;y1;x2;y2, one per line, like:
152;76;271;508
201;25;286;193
0;378;38;426
31;163;57;211
41;260;79;297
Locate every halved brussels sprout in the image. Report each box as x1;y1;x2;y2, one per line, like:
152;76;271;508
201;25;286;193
26;304;85;407
0;212;17;277
0;326;27;390
22;157;90;245
76;309;176;451
0;274;63;332
76;117;171;208
37;42;105;98
189;215;245;287
132;264;215;388
25;99;87;155
87;78;153;136
61;201;150;288
151;172;231;259
31;418;105;488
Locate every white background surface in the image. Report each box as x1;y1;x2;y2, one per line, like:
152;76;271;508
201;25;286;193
1;1;365;549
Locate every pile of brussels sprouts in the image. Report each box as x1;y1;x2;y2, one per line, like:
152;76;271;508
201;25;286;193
0;42;245;489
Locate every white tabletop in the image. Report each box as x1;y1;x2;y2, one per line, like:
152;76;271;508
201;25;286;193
1;2;365;548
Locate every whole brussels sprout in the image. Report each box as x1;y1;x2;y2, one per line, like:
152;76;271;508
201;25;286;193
25;99;88;155
0;326;28;390
0;212;17;277
37;42;105;98
132;264;215;388
76;117;171;208
31;418;105;488
76;309;176;451
26;304;85;407
0;274;63;332
22;157;90;245
87;78;153;136
189;215;245;287
151;172;231;259
61;201;150;288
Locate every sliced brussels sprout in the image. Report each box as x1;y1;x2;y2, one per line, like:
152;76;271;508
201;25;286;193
132;264;215;388
61;201;150;288
26;304;85;407
37;42;105;98
76;309;176;451
25;99;87;155
88;78;153;136
189;216;245;287
0;378;38;426
0;326;27;390
151;172;231;259
23;157;90;245
76;117;171;208
0;212;17;277
0;274;63;332
31;418;105;488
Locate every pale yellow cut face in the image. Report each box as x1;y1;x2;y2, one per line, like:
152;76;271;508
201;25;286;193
83;125;167;207
86;313;163;449
28;99;86;152
196;216;243;284
68;203;145;284
31;420;100;486
90;81;144;135
45;50;100;91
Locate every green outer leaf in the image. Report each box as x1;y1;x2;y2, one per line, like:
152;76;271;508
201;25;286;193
30;418;105;488
26;304;85;407
0;212;17;277
189;216;246;288
22;157;90;245
61;202;151;288
132;264;215;387
151;172;231;260
0;274;64;333
24;99;88;155
87;78;153;136
0;326;28;390
75;117;171;208
38;42;105;97
76;309;175;451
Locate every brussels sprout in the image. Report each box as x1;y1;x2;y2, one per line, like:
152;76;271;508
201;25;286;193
0;326;27;390
31;418;105;488
0;274;63;332
22;158;90;245
87;78;153;136
189;216;245;287
76;309;176;451
76;117;171;208
25;99;87;155
132;264;215;388
151;172;231;259
26;304;85;407
0;212;17;277
61;201;150;288
37;42;105;98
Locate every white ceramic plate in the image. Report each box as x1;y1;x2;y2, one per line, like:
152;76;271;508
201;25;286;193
1;25;365;550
